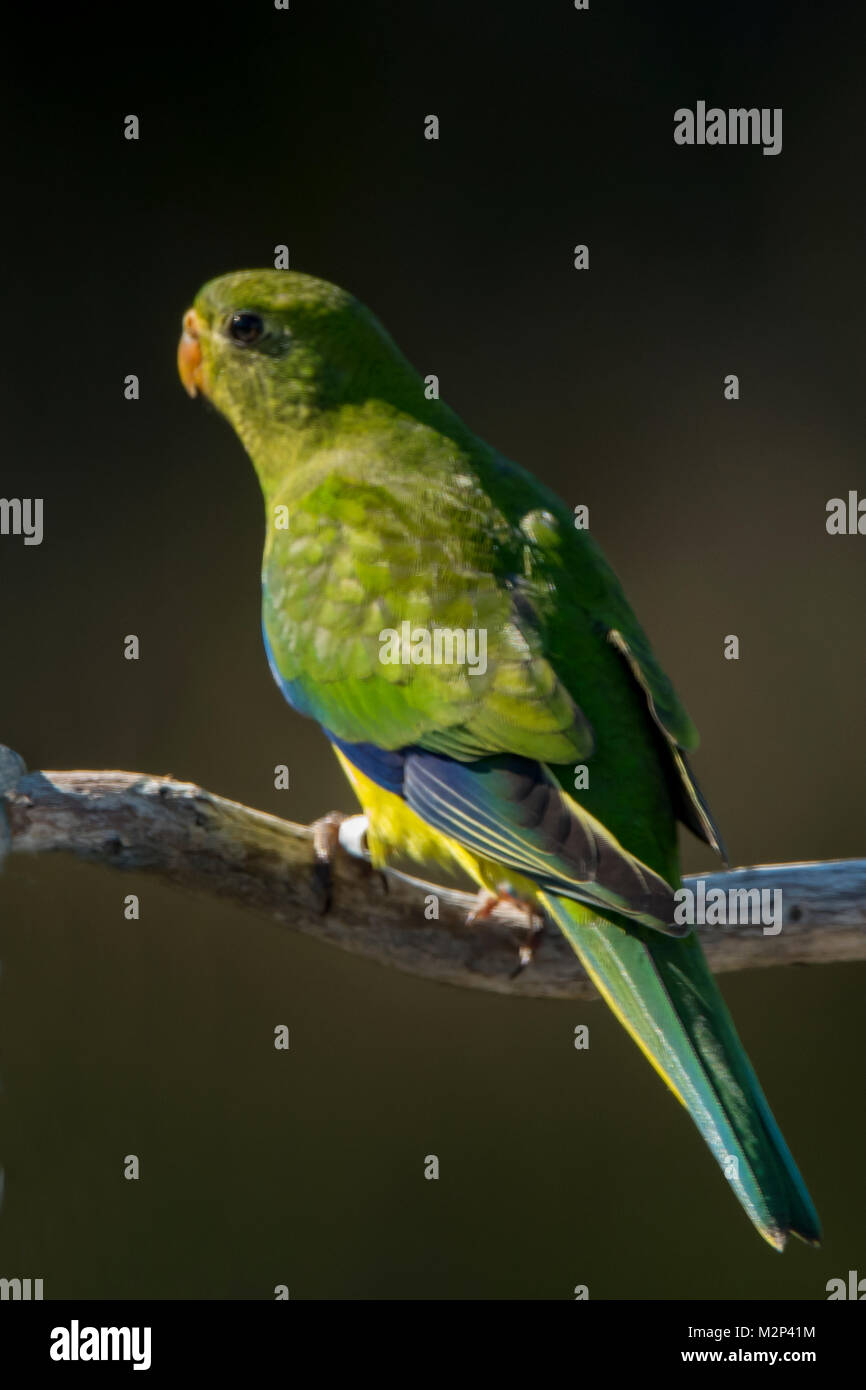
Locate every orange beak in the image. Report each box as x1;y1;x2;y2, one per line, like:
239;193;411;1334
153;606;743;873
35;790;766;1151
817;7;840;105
178;308;205;398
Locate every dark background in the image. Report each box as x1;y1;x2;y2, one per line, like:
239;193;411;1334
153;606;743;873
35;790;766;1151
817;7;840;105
1;0;863;1298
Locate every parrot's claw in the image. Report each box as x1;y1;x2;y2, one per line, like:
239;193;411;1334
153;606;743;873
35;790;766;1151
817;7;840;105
311;811;346;912
310;812;384;912
466;888;546;975
511;922;546;978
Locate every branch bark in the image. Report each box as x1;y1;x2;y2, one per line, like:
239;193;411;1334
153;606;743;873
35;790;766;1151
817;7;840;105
1;746;864;999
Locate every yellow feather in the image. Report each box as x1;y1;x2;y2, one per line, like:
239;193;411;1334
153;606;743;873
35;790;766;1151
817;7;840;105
332;746;538;900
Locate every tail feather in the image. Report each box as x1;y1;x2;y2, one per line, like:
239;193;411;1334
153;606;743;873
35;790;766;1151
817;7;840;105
541;893;820;1249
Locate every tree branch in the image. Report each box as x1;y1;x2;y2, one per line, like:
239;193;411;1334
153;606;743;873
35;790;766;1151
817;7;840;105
1;746;864;999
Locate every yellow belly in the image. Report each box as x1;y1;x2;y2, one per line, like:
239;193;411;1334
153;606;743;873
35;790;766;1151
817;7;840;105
332;746;539;903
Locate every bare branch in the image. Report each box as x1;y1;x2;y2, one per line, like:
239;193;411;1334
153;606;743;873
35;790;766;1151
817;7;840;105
2;747;864;999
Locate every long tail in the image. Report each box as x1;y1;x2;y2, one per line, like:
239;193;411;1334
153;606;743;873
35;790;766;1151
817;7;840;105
541;893;821;1250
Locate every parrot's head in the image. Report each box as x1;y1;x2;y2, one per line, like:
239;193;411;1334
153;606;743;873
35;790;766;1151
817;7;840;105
178;269;428;486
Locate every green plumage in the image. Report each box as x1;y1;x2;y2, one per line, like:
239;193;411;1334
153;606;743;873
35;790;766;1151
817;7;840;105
180;268;820;1249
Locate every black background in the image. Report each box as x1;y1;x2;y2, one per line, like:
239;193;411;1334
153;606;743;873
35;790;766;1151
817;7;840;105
0;0;863;1299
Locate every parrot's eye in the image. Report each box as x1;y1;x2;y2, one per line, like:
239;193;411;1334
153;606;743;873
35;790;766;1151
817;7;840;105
228;311;265;345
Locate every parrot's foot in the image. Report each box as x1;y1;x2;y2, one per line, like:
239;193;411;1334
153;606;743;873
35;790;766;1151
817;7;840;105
310;812;385;912
466;888;546;976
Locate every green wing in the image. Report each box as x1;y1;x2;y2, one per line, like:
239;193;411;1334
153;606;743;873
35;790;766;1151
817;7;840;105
265;468;698;778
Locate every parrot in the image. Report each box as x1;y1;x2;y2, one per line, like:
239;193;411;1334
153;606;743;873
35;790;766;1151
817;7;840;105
178;268;820;1251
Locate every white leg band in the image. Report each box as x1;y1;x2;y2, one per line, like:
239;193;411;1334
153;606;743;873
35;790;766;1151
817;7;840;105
337;814;370;860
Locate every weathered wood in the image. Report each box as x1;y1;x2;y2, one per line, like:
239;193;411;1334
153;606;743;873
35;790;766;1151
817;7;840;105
1;748;864;999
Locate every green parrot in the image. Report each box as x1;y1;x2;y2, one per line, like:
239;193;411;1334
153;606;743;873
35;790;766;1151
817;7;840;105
178;269;819;1250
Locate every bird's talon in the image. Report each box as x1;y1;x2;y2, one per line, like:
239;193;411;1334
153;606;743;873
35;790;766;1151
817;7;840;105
310;812;371;912
311;811;347;912
511;921;546;977
466;888;545;974
510;947;533;979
